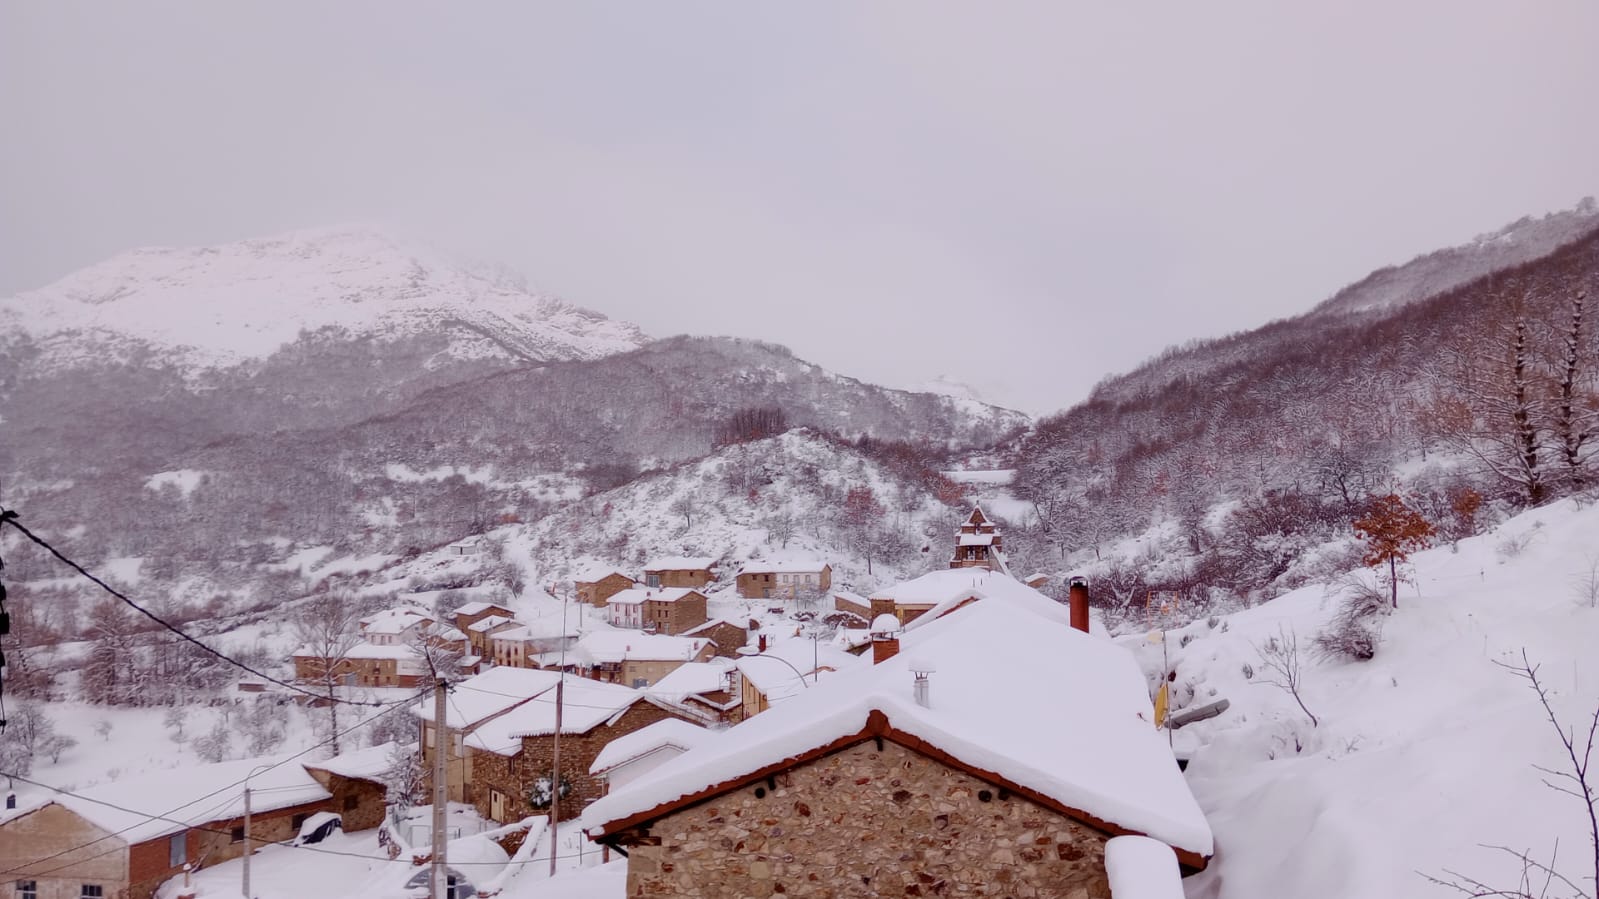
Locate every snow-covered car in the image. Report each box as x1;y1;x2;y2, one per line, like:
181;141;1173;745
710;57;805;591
292;811;343;846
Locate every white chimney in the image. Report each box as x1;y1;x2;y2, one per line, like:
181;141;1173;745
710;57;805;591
906;656;936;709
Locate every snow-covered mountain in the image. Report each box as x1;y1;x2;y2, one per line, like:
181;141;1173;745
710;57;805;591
1311;196;1599;317
0;226;648;371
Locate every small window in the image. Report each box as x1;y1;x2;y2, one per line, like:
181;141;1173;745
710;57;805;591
292;813;308;831
344;794;360;811
82;887;105;899
169;832;187;867
231;826;245;843
17;882;37;899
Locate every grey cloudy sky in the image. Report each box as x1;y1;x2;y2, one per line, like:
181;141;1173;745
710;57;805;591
4;2;1597;414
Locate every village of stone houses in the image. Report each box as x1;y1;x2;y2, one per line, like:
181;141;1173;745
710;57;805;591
3;38;1599;895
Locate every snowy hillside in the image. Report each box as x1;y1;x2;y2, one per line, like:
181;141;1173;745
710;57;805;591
0;225;648;371
1124;498;1599;899
1313;196;1599;317
513;429;964;597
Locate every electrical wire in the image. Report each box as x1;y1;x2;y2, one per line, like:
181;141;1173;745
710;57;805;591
0;507;396;708
0;686;429;879
2;771;604;869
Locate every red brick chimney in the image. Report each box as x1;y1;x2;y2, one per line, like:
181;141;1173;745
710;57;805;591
1068;577;1091;634
758;633;769;653
870;613;901;664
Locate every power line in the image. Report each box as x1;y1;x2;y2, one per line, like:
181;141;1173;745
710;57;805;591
2;770;600;869
0;507;393;708
0;685;429;879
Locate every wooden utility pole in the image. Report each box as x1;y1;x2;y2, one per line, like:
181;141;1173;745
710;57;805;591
431;678;449;899
549;673;564;876
241;785;252;899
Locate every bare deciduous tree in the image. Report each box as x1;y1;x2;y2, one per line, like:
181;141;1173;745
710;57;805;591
1426;650;1598;899
292;592;363;754
1253;625;1318;727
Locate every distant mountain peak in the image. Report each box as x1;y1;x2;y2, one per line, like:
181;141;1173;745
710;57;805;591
1;225;649;370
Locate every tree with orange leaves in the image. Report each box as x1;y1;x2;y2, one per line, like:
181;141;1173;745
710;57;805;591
1353;494;1437;608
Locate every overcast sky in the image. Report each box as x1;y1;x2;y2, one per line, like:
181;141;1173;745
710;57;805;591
4;3;1597;414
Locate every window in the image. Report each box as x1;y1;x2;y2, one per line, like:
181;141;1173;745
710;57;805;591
344;794;360;811
81;887;104;899
169;832;187;867
292;813;308;832
231;826;245;843
17;882;37;899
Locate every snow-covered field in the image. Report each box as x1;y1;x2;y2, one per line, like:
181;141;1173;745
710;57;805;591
1150;498;1599;898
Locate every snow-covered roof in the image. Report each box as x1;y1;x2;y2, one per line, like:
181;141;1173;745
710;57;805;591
574;632;711;664
14;755;331;845
584;599;1213;861
329;642;420;661
682;617;746;640
360;606;433;635
606;587;701;606
734;637;861;702
411;667;562;728
644;556;718;572
304;741;409;782
466;676;647;755
868;569;1069;628
453;601;512;617
739;560;830;575
575;564;633;583
645;660;736;701
957;533;997;546
490;625;537;644
468;615;516;633
590;719;714;776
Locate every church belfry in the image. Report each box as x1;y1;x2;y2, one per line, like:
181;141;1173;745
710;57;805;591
949;506;1004;571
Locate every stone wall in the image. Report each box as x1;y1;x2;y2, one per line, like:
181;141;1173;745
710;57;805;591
623;740;1112;898
305;770;388;833
0;804;128;899
469;702;681;823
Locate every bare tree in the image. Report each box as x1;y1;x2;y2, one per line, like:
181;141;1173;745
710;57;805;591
670;494;695;532
1253;625;1318;727
1426;650;1597;899
292;592;363;754
1550;290;1598;492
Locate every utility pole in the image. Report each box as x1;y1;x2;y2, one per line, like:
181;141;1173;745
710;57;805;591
241;785;252;899
550;584;570;877
431;678;449;899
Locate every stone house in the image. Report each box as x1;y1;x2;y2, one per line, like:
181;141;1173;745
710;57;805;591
582;592;1212;897
463;677;692;823
862;564;1073;628
293;641;428;689
359;606;435;644
452;601;517;635
735;561;832;600
0;757;336;899
644;660;744;726
413;667;563;805
734;636;860;719
682;618;749;658
465;614;521;658
831;590;873;621
642;556;718;590
575;567;637;608
590;718;713;795
488;615;582;670
573;632;716;688
301;741;399;834
604;587;709;636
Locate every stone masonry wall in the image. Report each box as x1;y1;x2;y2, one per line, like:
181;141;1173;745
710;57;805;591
624;741;1112;899
471;702;680;822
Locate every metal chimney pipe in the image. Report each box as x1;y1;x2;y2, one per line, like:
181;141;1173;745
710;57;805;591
1068;577;1091;634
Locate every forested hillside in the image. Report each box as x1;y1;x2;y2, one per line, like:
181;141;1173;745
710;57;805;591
1013;212;1599;608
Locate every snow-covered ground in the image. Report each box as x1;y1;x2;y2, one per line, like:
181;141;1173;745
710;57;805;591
1146;497;1599;898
